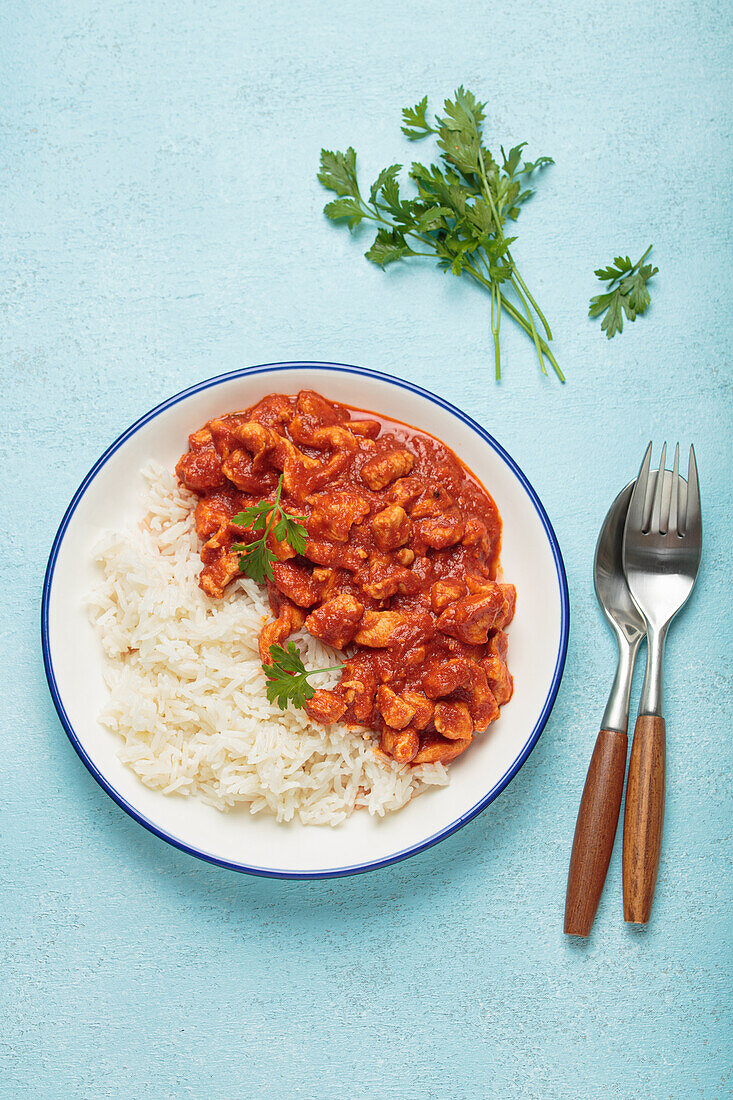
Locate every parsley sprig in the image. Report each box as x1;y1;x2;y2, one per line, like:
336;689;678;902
264;642;345;710
318;87;562;382
589;245;658;338
232;475;308;583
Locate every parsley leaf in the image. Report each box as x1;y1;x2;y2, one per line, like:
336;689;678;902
401;96;435;141
589;245;658;338
317;148;360;199
365;227;416;268
263;642;345;711
231;475;308;583
318;88;562;382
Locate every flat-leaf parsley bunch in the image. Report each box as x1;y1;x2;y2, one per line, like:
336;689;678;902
318;87;562;381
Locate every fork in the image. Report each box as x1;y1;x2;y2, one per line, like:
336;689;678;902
622;442;702;923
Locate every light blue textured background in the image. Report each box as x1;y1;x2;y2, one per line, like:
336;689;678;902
2;1;732;1097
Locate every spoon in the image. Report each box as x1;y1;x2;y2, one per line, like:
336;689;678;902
564;481;646;936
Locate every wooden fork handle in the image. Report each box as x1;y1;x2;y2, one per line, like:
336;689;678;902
564;728;628;936
623;714;666;923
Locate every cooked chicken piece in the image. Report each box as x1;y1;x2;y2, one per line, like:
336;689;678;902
412;735;472;764
305;689;348;725
176;447;225;492
275;441;322;502
271;562;322;608
353;610;405;647
380;727;419;764
307;491;370;542
422;657;469;698
361;449;415;491
497;583;517;628
246;394;295;427
347;419;381;439
199;550;241;598
402;642;428;671
395;548;415;566
462;516;494;555
386;476;424;509
296;389;349;422
400;690;434;730
466;666;500;730
376;685;416;730
434;700;474;740
221;448;278;495
488;628;509;662
415;512;465;549
372;504;411;551
480;655;514;706
340;656;379;722
305;594;365;650
310;566;341;601
305;539;365;572
195;497;231;540
233;421;278;472
189;427;215;449
410;485;455;519
436;586;505;644
430;578;468;613
258;599;307;663
361;556;417;600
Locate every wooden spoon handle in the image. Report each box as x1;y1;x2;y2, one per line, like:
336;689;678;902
564;728;628;936
623;714;666;923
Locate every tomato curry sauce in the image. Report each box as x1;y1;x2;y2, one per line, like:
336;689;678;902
176;390;515;766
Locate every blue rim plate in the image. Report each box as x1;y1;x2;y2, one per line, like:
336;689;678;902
42;362;569;878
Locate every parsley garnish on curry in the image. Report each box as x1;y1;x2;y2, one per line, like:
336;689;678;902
176;390;515;767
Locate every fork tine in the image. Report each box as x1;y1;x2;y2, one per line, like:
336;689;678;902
668;443;680;535
649;441;667;533
685;444;701;538
627;442;653;534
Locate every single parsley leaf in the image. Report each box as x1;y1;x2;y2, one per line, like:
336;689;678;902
369;164;402;205
501;143;527;178
238;540;275;583
323;197;365;230
317;148;360;199
232;499;271;530
624;264;656;314
401;96;434;141
272;512;308;555
365;227;416;268
589;245;657;339
263;643;345;711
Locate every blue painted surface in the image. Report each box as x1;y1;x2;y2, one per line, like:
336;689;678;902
1;1;731;1097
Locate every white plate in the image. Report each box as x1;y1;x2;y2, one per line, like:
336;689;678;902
42;363;569;878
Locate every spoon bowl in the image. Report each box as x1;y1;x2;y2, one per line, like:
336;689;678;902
565;479;645;936
595;481;646;650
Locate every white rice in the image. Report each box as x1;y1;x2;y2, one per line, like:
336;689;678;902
87;463;449;826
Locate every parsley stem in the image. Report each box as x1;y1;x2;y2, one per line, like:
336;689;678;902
490;280;501;380
509;264;553;341
263;475;284;543
635;244;654;271
476;147;552;369
509;274;547;376
463;261;564;381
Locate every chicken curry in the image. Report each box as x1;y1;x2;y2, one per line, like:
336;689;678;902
176;390;515;766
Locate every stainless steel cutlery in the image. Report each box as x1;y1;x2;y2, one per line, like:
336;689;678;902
565;444;702;934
